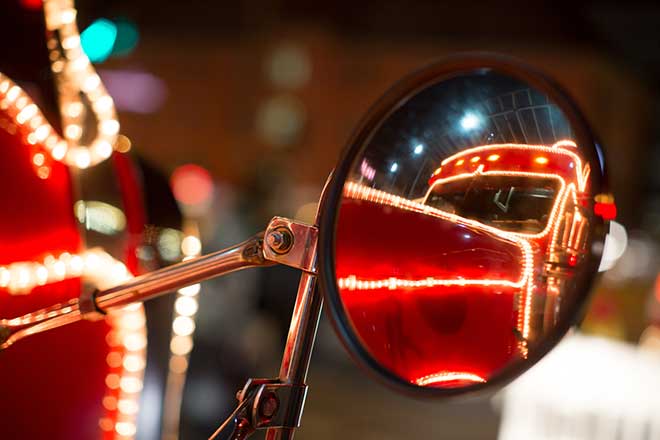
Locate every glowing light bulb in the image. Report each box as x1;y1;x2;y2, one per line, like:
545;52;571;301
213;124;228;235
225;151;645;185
175;296;198;316
179;284;200;296
181;235;201;256
74;149;91;169
170;335;193;355
172;316;195;336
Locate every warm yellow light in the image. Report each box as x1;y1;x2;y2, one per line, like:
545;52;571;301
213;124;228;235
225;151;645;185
119;377;143;394
101;119;119;136
66;102;83;118
173;316;195;336
456;159;464;166
535;156;549;164
470;156;480;163
178;284;201;296
65;124;82;140
115;422;137;437
117;399;139;415
82;74;101;92
175;296;198;316
17;104;38;124
169;355;189;374
123;333;147;351
181;235;202;256
170;335;193;356
123;355;145;372
120;313;146;331
487;154;500;161
51;142;67;160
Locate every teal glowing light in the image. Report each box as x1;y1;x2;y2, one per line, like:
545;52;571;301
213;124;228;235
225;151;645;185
112;20;139;57
80;19;118;63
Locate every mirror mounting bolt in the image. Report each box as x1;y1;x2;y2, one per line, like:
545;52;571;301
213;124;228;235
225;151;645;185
267;227;294;255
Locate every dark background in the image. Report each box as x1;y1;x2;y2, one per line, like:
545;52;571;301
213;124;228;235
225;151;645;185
3;1;660;439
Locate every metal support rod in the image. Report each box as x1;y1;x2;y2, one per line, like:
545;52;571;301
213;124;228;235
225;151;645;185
265;271;323;440
0;234;271;350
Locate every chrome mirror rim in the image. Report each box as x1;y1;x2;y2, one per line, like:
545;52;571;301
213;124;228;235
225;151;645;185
317;52;608;398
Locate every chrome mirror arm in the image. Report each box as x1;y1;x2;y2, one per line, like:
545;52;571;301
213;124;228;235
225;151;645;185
0;217;322;440
0;232;272;350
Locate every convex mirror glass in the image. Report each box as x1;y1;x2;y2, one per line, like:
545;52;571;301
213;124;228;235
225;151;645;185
320;56;610;396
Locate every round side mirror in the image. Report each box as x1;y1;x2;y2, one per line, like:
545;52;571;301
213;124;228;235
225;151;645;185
319;55;610;397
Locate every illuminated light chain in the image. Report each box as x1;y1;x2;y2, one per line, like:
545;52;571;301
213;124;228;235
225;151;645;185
0;247;145;440
430;145;591;352
162;231;202;440
414;371;487;386
342;182;535;356
345;146;593;358
337;274;526;291
424;170;567;241
0;73;69;164
102;302;146;440
36;0;120;168
436;141;590;193
0;248;129;295
0;70;116;170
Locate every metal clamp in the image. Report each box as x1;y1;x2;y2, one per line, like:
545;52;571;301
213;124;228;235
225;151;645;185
263;217;318;274
236;378;309;430
78;288;106;321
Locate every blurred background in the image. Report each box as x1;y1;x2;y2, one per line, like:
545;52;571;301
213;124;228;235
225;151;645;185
3;0;660;438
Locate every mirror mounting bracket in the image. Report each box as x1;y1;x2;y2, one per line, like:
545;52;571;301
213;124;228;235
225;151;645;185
210;378;308;440
263;217;318;274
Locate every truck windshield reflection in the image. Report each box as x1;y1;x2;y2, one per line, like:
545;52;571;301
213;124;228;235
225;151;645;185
335;140;594;388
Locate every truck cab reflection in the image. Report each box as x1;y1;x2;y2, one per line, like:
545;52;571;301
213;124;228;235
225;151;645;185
335;141;592;388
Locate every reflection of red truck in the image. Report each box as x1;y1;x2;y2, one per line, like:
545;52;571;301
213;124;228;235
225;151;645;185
335;141;593;388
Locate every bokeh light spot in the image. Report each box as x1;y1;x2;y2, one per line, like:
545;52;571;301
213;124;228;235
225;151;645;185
81;19;118;63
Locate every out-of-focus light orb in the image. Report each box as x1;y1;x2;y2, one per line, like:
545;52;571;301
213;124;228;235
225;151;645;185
172;316;195;336
170;335;193;356
414;144;424;155
169;355;188;374
256;95;306;148
267;44;311;89
460;112;481;131
390;162;398;173
158;228;183;262
170;164;214;207
80;19;118;63
294;202;318;224
179;284;201;296
175;296;198;316
181;235;202;256
112;19;140;57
